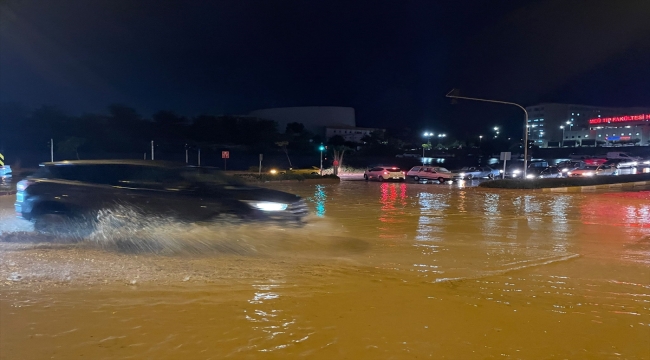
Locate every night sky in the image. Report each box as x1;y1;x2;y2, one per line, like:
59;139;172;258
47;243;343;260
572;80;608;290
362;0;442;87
1;0;649;138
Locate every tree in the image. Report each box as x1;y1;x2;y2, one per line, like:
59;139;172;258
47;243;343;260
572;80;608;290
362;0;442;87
57;136;86;160
275;141;293;168
331;145;353;176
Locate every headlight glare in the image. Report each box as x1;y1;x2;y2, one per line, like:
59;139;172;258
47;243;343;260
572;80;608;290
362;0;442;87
243;201;288;211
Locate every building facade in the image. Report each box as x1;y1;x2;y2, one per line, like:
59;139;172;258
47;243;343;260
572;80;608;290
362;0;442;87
325;126;384;143
525;103;650;147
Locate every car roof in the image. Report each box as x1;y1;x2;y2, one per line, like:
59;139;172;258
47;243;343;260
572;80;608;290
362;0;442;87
41;160;186;168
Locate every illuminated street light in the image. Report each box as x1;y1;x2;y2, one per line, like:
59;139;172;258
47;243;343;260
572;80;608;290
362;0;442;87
560;125;565;147
446;89;530;177
423;132;434;157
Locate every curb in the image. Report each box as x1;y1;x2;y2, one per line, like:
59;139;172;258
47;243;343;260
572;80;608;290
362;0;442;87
542;180;650;193
0;190;16;196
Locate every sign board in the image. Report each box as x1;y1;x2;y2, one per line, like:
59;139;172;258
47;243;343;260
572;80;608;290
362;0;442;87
500;152;511;161
222;151;230;159
0;153;4;166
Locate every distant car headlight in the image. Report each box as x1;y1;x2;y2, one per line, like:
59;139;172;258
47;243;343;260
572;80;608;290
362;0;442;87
499;170;504;173
513;170;520;174
243;201;288;211
526;174;536;179
584;172;594;176
459;173;465;177
270;169;278;174
561;168;569;173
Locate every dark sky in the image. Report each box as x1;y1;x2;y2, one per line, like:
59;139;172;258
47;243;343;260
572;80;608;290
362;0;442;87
1;0;649;138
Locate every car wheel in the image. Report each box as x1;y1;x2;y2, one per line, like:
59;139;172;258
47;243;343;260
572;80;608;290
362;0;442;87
413;175;420;181
378;176;384;182
364;174;369;181
438;177;445;184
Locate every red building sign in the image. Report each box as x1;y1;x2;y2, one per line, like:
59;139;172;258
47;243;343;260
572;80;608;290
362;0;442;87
589;114;650;125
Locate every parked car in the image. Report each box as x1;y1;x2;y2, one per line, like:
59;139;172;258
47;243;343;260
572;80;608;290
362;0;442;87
503;160;549;178
363;166;406;181
0;165;11;177
451;166;499;180
606;152;643;161
525;166;563;179
568;164;617;177
406;166;453;183
15;160;310;234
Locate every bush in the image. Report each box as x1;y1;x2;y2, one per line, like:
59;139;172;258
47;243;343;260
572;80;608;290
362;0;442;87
479;173;650;189
233;173;339;182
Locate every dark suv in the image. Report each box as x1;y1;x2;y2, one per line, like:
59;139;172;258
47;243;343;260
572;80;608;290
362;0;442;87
15;160;309;233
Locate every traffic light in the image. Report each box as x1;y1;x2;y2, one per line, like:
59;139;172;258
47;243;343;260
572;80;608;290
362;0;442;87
318;144;325;151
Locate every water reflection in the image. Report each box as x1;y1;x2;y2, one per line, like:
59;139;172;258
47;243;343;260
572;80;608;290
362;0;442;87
244;282;309;353
415;191;450;243
309;185;327;217
377;183;408;239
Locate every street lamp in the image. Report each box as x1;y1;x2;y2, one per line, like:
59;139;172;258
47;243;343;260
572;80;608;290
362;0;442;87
437;133;446;145
493;126;500;138
423;132;434;157
446;89;530;177
319;144;325;175
560;125;565;147
479;135;483;148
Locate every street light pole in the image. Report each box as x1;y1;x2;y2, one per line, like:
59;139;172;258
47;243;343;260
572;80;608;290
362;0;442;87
446;90;529;177
560;126;565;147
319;144;325;176
423;132;433;158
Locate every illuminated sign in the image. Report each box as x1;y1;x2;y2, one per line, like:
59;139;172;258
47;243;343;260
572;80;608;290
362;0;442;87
589;114;650;124
606;136;631;141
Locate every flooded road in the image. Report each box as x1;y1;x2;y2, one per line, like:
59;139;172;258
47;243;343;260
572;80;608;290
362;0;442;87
1;182;649;359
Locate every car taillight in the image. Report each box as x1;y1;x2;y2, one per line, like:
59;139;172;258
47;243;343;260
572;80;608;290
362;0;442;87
383;171;389;175
16;180;34;192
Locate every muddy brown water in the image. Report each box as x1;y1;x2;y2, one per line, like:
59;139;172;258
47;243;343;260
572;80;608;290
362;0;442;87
1;182;649;359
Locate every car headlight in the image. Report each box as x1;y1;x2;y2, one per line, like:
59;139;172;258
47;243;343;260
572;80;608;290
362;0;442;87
243;201;288;211
526;174;535;179
561;168;569;172
567;171;572;175
270;169;278;174
584;172;594;176
513;170;520;174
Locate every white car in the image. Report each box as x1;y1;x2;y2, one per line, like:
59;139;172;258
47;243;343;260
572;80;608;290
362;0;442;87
451;166;499;180
568;165;617;177
406;166;453;183
364;166;406;181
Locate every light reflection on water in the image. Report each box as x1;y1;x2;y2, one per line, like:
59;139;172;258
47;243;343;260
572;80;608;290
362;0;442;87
1;185;649;358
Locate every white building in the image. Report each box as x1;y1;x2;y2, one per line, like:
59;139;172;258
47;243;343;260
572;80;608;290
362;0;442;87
525;103;650;147
325;125;384;143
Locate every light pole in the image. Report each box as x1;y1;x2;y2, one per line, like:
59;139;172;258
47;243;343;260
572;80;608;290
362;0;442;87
479;135;483;148
437;133;446;145
319;144;325;175
560;125;565;147
446;89;530;177
423;132;433;157
493;126;499;138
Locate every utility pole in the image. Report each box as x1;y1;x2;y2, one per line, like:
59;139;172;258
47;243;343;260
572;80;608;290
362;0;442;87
185;144;188;163
198;148;201;167
151;140;154;160
50;138;54;162
446;90;529;177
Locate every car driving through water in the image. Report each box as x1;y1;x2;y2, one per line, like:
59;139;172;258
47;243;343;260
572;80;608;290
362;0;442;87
14;160;309;234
